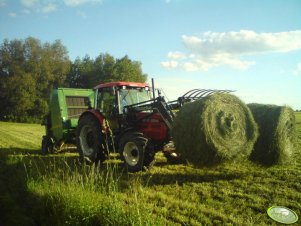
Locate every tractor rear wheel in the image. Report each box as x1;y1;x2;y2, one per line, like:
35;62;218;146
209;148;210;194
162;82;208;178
119;131;155;172
76;114;105;163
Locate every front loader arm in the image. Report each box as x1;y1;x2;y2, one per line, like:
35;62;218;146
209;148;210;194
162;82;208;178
123;88;234;131
124;96;176;131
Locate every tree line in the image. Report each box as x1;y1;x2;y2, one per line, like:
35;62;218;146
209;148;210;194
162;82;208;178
0;37;147;122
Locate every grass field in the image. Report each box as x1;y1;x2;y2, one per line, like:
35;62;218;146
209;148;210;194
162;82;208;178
0;113;301;225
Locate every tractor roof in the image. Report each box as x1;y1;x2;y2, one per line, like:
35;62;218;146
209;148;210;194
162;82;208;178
94;81;149;89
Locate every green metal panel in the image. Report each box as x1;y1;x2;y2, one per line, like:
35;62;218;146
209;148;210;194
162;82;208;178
49;88;95;142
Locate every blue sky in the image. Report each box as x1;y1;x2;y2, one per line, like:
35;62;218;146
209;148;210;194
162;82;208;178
0;0;301;109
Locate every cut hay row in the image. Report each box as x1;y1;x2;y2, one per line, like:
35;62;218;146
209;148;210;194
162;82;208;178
172;93;258;165
248;104;296;165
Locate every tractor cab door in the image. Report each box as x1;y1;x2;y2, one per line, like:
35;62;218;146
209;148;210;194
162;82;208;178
97;87;119;130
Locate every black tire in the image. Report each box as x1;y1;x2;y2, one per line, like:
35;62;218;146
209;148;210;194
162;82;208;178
119;131;155;172
76;114;105;163
41;135;53;155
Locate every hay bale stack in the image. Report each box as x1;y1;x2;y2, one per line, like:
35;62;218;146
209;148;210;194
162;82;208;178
173;93;258;165
248;104;296;165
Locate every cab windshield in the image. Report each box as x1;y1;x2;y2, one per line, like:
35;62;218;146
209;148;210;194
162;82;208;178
119;88;151;109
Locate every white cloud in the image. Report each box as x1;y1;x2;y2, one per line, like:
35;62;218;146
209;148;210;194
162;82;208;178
161;30;301;72
0;0;6;7
64;0;102;7
20;0;57;14
182;62;199;72
182;30;301;55
167;51;186;60
19;0;103;15
8;12;17;17
41;3;57;13
160;61;178;69
20;0;38;8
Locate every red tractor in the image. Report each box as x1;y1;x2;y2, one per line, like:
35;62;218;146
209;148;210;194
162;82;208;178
76;80;230;172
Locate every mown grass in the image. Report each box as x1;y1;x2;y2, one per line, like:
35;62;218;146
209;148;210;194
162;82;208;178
0;114;301;225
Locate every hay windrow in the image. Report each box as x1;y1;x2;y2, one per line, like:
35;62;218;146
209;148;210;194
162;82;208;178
172;93;258;165
248;104;296;165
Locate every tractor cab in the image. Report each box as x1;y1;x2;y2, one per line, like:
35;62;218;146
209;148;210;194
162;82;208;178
94;82;152;130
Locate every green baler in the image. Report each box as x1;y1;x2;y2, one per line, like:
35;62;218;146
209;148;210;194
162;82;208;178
42;88;95;154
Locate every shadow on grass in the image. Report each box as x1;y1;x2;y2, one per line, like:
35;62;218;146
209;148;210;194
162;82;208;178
0;148;123;226
0;147;41;155
0;149;68;226
0;146;78;155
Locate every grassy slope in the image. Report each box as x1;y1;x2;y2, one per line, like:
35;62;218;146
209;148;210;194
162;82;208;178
0;114;300;225
0;121;43;150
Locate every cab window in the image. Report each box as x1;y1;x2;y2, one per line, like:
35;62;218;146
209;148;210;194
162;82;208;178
119;88;151;110
97;88;116;116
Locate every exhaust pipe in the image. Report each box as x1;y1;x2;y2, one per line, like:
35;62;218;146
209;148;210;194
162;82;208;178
151;78;155;100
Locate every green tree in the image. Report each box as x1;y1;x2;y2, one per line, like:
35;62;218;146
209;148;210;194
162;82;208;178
0;37;71;122
39;39;71;98
94;53;116;83
4;72;37;121
112;55;147;82
66;53;147;88
0;36;147;122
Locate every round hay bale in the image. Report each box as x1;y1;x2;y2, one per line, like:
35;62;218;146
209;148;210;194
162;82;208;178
173;93;258;165
247;104;296;165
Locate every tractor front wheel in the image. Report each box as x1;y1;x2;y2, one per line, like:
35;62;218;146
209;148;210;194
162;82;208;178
76;114;105;163
119;132;155;172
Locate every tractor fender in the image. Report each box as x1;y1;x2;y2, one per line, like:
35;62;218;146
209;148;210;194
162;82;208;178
78;110;109;133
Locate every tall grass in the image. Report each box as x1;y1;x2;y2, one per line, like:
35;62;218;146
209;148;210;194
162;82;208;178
21;156;165;226
1;118;301;225
0;120;164;225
